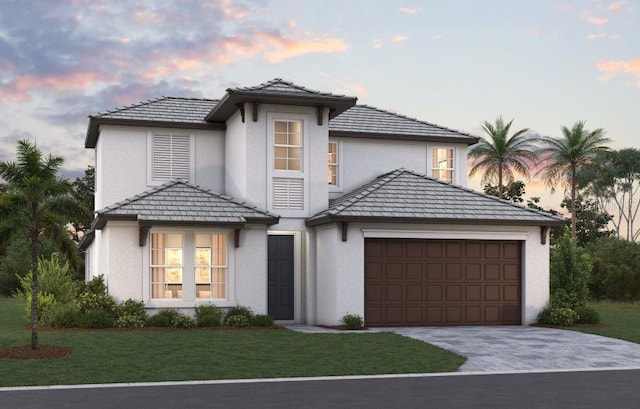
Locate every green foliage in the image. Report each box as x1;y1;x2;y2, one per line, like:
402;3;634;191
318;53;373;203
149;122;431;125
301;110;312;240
537;306;579;327
41;302;82;328
116;299;147;328
550;229;591;310
194;304;223;327
171;314;194;329
251;314;274;327
341;313;365;330
70;165;95;243
76;275;117;314
576;306;600;324
82;308;116;329
225;305;253;324
226;314;251;327
588;237;640;301
559;196;613;247
146;309;180;327
484;181;526;203
0;235;56;296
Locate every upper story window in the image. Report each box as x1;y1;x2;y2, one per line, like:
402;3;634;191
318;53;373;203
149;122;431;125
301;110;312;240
151;133;192;183
328;141;338;186
274;121;302;171
432;148;454;183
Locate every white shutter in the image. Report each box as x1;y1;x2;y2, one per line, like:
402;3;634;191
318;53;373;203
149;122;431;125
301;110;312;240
171;135;191;180
273;178;304;210
151;134;191;182
152;134;172;181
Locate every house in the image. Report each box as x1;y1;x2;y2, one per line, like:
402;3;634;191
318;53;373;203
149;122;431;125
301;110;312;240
80;78;564;326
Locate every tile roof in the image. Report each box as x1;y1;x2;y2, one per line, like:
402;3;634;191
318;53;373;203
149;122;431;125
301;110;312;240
94;180;279;229
91;97;218;124
306;169;565;226
228;78;351;99
329;105;478;144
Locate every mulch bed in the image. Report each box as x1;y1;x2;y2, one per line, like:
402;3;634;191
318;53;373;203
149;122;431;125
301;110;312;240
0;344;71;360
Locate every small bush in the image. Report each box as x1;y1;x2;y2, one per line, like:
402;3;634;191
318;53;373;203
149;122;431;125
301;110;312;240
171;314;194;329
82;308;116;329
76;275;117;314
576;306;600;325
251;314;274;327
116;299;147;328
42;302;82;328
225;305;253;324
537;306;579;327
195;305;223;327
341;313;364;330
226;314;251;327
146;309;180;327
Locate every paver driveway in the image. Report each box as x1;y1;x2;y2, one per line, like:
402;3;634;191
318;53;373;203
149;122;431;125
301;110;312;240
373;326;640;372
287;325;640;372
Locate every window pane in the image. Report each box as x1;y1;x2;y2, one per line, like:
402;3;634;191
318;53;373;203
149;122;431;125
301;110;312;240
274;147;287;158
275;121;288;133
288;147;301;159
151;233;183;299
274;158;287;170
288;132;301;146
288;159;301;171
275;133;287;145
288;121;301;134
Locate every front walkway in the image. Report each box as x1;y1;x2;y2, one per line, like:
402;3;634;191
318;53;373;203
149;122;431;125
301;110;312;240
286;325;640;372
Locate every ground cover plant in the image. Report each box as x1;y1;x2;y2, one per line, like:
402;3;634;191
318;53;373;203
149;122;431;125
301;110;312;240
0;297;465;387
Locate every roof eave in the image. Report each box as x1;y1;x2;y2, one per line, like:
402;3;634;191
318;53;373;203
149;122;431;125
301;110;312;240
328;130;479;145
85;117;226;148
94;214;280;229
205;90;357;122
306;215;566;227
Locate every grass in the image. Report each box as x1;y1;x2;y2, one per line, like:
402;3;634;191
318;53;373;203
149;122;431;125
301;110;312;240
0;297;465;387
571;301;640;344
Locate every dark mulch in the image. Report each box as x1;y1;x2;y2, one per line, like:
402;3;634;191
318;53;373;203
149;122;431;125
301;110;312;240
0;344;71;360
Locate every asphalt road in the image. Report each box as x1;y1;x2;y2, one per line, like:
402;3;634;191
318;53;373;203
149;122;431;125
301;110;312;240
2;370;639;409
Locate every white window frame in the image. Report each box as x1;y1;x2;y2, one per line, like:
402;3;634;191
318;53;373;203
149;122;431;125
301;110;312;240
150;232;184;300
430;146;455;183
143;228;235;308
267;112;310;217
146;131;196;186
194;233;228;301
328;140;343;193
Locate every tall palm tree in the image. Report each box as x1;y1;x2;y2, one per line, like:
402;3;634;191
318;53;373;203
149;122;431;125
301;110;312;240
538;121;610;239
0;140;86;350
468;116;537;199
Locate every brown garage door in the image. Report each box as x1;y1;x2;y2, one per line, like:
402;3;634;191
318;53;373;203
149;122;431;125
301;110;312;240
365;239;521;326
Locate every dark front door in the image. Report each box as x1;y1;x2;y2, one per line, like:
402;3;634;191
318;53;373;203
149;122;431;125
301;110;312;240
268;235;294;320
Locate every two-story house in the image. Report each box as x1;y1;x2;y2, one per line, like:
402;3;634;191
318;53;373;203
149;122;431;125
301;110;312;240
80;79;563;326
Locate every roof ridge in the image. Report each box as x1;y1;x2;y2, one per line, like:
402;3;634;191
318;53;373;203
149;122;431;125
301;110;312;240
330;168;406;214
355;104;476;139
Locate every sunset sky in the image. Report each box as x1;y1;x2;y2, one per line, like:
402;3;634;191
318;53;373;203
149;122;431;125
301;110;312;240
1;0;638;210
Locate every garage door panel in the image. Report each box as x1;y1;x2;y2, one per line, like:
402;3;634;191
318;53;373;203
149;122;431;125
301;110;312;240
365;239;521;326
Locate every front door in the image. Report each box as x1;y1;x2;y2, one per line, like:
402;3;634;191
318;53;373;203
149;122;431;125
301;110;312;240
268;235;294;320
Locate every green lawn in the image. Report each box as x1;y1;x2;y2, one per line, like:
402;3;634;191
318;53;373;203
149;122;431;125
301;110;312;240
0;298;465;387
571;302;640;344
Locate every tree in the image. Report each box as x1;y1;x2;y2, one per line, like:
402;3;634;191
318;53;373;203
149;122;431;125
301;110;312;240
560;196;614;247
469;116;537;199
537;120;610;239
0;140;87;350
484;180;526;203
70;165;95;242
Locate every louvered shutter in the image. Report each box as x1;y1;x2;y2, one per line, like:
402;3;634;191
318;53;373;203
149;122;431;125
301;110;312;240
273;178;304;210
152;134;191;181
170;135;191;180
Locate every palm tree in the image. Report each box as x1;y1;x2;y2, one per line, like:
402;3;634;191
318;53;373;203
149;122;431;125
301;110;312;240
538;121;610;239
0;140;86;350
468;116;537;199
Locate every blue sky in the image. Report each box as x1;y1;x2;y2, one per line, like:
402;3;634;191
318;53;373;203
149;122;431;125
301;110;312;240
0;0;638;209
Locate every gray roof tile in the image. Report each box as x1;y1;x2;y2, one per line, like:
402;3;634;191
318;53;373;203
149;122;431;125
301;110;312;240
95;181;278;228
229;78;351;99
307;169;565;226
93;97;218;124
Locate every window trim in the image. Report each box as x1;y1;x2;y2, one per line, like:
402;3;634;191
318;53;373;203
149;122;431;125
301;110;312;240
431;146;455;184
146;131;196;186
328;139;343;193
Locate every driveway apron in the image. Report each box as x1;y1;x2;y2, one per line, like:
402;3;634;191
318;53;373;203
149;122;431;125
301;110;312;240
373;326;640;372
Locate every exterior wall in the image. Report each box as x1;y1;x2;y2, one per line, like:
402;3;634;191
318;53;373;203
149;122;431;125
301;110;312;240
224;110;248;202
234;226;269;314
102;221;144;302
95;125;225;210
331;137;469;199
313;222;549;326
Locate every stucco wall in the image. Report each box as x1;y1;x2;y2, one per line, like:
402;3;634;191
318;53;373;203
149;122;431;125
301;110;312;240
103;221;144;303
313;222;550;326
234;226;269;314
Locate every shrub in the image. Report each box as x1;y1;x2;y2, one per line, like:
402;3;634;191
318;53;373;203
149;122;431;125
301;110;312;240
588;237;640;301
116;299;148;328
226;314;251;327
171;314;194;329
537;306;579;327
146;309;179;327
82;308;116;329
251;314;274;327
42;302;82;328
576;306;600;325
76;275;117;314
550;229;591;310
225;305;253;323
195;304;223;327
341;313;364;330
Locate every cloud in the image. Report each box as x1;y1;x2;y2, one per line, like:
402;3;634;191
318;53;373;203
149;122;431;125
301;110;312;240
605;1;627;12
596;58;640;86
523;27;540;37
253;30;349;63
392;35;409;43
586;16;609;25
333;83;367;97
372;39;383;49
587;33;608;40
400;7;420;15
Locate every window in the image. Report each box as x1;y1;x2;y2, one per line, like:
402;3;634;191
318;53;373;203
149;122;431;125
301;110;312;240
432;148;454;183
274;121;302;171
151;133;191;182
328;141;338;186
151;233;183;299
195;234;227;299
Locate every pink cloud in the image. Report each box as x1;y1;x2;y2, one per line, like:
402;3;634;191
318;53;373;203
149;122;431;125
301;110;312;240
400;7;420;14
587;33;608;40
523;27;540;37
372;39;383;49
392;34;409;43
586;15;609;25
596;58;640;86
0;71;104;103
253;31;349;63
333;83;367;97
606;1;627;12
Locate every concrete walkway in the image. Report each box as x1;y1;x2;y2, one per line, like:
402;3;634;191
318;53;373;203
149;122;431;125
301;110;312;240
286;325;640;372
